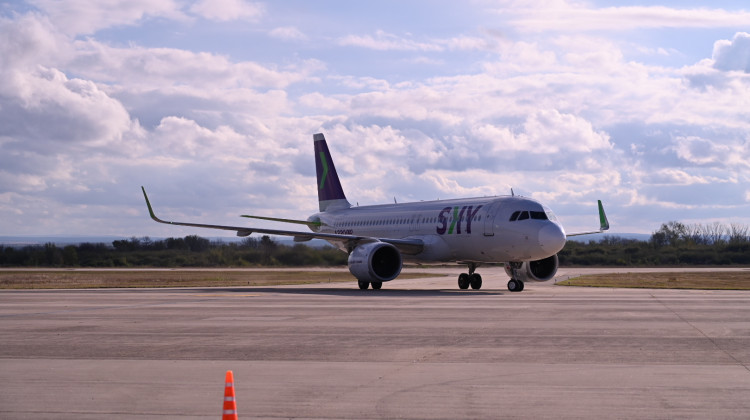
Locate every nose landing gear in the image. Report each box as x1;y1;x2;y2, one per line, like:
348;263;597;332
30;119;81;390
506;262;525;292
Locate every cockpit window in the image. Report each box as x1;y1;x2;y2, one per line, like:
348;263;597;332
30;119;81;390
510;209;549;221
530;211;548;220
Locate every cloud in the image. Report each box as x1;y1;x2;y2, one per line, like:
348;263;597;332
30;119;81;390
519;109;612;153
338;30;443;52
713;32;750;72
500;4;750;32
189;0;264;22
71;39;324;90
27;0;186;35
0;66;137;150
645;169;711;186
0;13;70;71
269;26;307;41
673;136;750;169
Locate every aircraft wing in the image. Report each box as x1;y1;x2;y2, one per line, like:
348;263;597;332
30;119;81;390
566;200;610;237
141;187;424;255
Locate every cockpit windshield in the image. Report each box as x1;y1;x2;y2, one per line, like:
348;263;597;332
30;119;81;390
543;205;558;222
509;204;559;222
509;210;548;221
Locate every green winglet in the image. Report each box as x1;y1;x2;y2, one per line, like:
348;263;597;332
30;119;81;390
597;200;610;231
241;214;322;227
141;186;159;221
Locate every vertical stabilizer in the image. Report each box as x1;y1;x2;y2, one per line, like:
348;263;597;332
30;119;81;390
314;133;351;212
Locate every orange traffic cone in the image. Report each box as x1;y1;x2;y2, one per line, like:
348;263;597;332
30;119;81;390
222;370;238;420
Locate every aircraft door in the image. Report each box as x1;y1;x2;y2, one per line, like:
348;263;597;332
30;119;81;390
410;214;422;232
483;201;500;236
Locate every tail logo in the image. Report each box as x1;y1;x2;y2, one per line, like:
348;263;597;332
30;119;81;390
318;152;329;190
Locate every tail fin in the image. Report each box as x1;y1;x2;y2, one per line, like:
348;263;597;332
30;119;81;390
314;133;351;212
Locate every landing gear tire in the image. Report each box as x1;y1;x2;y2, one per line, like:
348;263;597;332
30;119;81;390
518;280;525;291
469;273;482;290
458;273;470;289
507;279;524;292
371;282;382;290
358;281;370;290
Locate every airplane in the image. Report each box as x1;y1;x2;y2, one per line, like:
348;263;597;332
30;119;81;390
142;133;609;292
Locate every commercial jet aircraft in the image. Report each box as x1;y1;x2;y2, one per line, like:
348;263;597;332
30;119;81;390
142;133;609;292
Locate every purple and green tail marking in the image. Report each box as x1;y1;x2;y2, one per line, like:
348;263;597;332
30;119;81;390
314;133;350;211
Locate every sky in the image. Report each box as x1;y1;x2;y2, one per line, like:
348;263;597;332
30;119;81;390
1;0;749;239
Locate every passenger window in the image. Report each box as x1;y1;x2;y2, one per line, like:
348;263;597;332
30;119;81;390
510;211;520;221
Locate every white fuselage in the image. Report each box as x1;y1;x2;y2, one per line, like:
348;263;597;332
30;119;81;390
310;195;567;263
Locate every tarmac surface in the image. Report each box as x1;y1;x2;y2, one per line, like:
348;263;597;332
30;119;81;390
1;267;749;419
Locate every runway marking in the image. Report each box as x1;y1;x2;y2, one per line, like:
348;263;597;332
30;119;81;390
187;294;261;297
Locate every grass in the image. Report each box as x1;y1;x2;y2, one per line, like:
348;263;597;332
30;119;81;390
556;271;750;290
0;269;445;289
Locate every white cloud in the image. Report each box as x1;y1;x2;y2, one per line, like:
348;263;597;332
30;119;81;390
500;4;750;32
713;32;750;72
673;136;750;169
269;26;307;41
0;66;137;148
189;0;264;22
645;169;711;186
71;39;324;90
520;109;612;152
28;0;186;35
338;30;443;52
0;13;70;71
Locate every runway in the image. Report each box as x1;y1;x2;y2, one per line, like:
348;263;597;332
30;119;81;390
1;267;749;419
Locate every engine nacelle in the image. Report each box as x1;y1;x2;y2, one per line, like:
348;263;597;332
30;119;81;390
504;254;559;282
348;242;402;283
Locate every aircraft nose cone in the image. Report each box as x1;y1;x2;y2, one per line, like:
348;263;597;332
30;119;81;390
539;223;566;255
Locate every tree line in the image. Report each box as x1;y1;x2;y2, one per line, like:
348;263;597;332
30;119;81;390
1;221;748;268
559;221;750;266
0;235;347;268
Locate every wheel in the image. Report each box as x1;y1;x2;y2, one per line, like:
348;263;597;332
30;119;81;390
518;280;525;291
371;281;382;290
507;279;520;292
469;273;482;290
458;273;470;289
358;281;370;290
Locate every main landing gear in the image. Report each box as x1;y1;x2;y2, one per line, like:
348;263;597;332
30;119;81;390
505;262;525;292
457;263;483;290
358;281;382;290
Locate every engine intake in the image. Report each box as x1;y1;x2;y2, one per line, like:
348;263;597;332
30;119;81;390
348;242;402;283
504;254;559;282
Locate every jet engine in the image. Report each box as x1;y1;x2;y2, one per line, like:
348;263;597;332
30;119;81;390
348;242;402;283
504;254;559;282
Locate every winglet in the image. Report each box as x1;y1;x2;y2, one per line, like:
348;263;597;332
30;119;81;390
565;200;610;237
141;186;172;225
141;186;159;221
598;199;609;231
